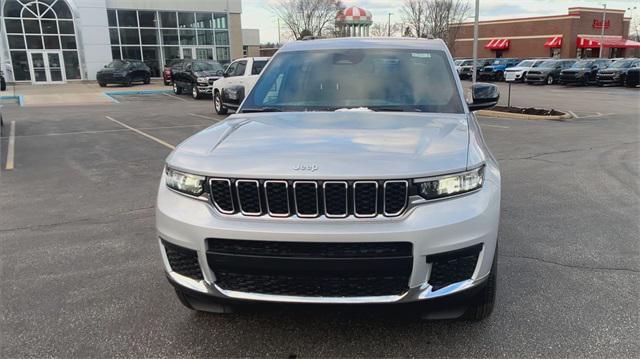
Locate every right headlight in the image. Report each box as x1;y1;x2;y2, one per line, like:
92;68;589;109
165;167;205;197
416;166;484;200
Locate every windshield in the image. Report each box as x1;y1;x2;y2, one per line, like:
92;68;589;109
192;61;224;72
106;60;129;69
492;59;511;65
461;60;475;66
538;60;557;68
241;49;464;114
516;60;534;67
571;60;593;68
609;60;634;68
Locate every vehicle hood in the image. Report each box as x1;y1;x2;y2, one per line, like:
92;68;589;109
598;68;625;74
505;66;528;72
166;112;470;179
563;68;589;73
195;70;222;78
530;67;554;73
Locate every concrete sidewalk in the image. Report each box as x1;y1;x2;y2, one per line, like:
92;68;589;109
0;80;170;107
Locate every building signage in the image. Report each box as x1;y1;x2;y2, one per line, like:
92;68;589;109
592;19;610;29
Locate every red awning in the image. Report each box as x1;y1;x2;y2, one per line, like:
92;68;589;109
484;38;510;50
544;36;563;48
577;36;640;49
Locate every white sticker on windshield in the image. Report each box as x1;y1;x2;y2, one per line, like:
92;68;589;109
412;53;431;58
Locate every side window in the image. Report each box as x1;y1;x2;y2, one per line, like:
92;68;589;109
234;61;247;76
225;62;237;76
252;60;268;75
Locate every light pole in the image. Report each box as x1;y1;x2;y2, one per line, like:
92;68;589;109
472;0;479;83
599;4;607;58
388;13;393;37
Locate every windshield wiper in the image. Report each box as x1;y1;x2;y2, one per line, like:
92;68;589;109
241;107;283;113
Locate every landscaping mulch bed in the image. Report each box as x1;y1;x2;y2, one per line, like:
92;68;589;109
491;106;564;116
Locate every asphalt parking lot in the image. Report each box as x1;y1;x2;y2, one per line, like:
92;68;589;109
1;84;638;357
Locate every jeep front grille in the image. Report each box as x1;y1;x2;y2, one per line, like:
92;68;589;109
208;178;409;219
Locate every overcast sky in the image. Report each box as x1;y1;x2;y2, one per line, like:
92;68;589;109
242;0;639;44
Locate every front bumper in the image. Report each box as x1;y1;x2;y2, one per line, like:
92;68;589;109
505;71;524;82
156;165;501;305
596;74;622;85
525;74;548;84
196;83;213;94
560;73;586;84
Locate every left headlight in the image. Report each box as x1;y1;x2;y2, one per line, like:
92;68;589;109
165;167;205;197
416;166;484;200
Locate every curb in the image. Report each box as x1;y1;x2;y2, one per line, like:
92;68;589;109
477;109;573;121
0;95;24;107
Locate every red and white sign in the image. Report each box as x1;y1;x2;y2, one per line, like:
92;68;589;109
484;38;510;50
592;19;610;29
544;36;563;48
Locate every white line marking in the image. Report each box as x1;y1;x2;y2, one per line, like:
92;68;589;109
1;124;208;139
481;124;510;129
105;116;175;150
567;111;578;119
6;121;15;170
163;93;190;103
188;112;220;121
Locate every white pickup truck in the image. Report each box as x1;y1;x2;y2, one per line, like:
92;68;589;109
212;57;270;114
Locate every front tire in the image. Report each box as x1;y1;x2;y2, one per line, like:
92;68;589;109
173;82;182;95
214;91;228;115
125;76;132;87
143;75;150;84
192;85;201;100
546;75;554;85
98;82;106;88
462;249;497;321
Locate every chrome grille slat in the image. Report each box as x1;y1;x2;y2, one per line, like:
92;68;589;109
208;178;409;218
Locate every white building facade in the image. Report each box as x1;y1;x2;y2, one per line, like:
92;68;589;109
0;0;244;83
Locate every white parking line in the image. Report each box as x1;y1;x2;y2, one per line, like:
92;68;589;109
481;124;510;129
3;124;208;139
5;121;15;170
105;116;175;150
188;112;220;121
163;93;190;103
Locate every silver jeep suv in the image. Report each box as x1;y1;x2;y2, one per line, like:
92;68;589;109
156;38;501;320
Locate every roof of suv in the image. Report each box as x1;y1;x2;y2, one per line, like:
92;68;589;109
279;37;448;52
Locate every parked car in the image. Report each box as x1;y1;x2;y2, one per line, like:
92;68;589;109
157;38;502;320
596;58;640;86
455;59;474;76
459;58;493;80
1;71;6;91
559;59;612;86
479;58;521;81
212;57;269;114
171;59;225;99
525;59;576;85
163;59;181;86
97;60;151;87
625;66;640;87
504;59;548;82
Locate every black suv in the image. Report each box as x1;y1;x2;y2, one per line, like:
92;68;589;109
459;58;493;80
171;60;225;99
596;58;640;86
525;59;576;85
1;71;6;91
97;60;151;87
559;59;612;85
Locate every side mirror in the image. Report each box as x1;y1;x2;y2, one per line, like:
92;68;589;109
468;83;500;112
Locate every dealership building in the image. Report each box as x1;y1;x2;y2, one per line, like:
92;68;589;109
0;0;246;84
451;7;639;59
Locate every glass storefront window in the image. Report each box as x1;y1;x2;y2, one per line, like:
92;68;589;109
23;19;41;33
196;13;213;28
178;12;195;28
8;35;26;49
120;29;140;45
216;47;230;65
215;31;229;46
109;29;120;45
214;13;227;29
197;30;214;46
108;9;117;26
163;47;180;66
112;46;121;60
4;1;22;17
26;35;44;49
43;36;60;49
160;12;177;28
5;19;23;33
11;51;31;81
41;20;58;34
118;10;138;27
63;51;81;79
179;29;196;45
138;11;157;27
52;1;72;19
60;36;76;49
142;47;162;76
59;21;74;34
140;29;158;45
122;46;142;60
161;29;179;45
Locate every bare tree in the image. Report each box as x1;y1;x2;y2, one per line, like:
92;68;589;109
270;0;344;40
369;22;403;37
401;0;471;43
